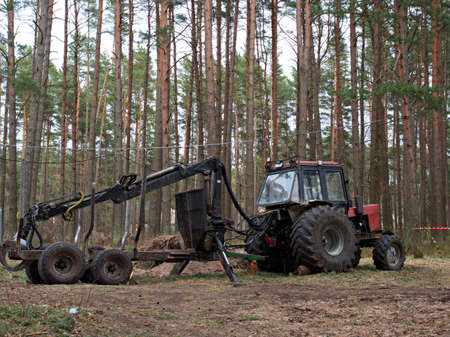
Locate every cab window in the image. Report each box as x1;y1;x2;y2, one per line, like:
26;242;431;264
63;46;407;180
303;170;323;200
325;171;345;201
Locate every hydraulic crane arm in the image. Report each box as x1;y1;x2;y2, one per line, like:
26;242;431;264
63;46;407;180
19;157;253;243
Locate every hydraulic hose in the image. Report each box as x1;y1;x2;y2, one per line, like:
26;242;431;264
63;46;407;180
220;165;256;229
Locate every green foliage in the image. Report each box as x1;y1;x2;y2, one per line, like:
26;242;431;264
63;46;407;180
0;304;74;335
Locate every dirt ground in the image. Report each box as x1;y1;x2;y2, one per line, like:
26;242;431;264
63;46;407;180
0;255;449;337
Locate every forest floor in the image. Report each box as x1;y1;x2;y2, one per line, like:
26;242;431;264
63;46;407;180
0;254;449;337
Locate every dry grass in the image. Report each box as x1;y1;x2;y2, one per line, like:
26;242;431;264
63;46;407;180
0;255;449;336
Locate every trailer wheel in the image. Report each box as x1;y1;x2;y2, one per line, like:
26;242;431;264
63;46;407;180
25;260;45;284
290;205;357;273
25;244;49;284
91;249;132;285
38;242;85;284
373;233;405;270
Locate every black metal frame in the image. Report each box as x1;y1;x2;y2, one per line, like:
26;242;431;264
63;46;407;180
2;156;255;282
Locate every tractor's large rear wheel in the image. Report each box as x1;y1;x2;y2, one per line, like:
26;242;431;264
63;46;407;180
290;205;357;273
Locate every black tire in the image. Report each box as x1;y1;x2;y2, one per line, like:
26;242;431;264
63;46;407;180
80;246;106;283
245;232;296;273
38;242;85;284
290;206;357;273
25;244;49;284
373;233;405;270
80;267;95;283
91;249;132;285
351;245;362;268
25;260;45;284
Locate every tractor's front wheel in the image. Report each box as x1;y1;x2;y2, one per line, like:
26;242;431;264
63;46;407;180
290;205;357;273
372;232;405;270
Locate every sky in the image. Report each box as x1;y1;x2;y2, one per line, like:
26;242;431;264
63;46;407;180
11;1;298;77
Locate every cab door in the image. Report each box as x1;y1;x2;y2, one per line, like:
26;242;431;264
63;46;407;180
319;167;349;212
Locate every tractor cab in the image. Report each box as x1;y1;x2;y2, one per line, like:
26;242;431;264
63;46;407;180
257;160;351;212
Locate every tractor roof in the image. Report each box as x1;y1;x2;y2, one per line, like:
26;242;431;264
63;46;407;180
265;159;342;172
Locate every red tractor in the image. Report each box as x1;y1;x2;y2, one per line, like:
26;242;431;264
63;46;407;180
245;158;406;274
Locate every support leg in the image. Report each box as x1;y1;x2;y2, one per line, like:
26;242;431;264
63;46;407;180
213;232;238;282
170;260;189;276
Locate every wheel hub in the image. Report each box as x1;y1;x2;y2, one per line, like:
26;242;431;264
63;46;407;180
386;245;400;266
53;256;72;274
322;227;344;256
104;261;120;278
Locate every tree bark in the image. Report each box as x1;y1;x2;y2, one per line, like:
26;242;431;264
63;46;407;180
369;0;392;228
359;13;366;202
296;0;307;159
350;0;359;197
245;0;256;214
194;1;204;165
395;0;419;251
223;0;239;219
0;83;8;238
6;0;17;232
126;0;133;174
430;0;445;231
271;0;278;160
87;0;103;234
113;0;124;244
61;0;68;201
205;0;218;157
216;0;223;159
334;0;344;164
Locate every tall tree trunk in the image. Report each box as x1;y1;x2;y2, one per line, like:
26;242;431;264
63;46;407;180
359;14;366;202
216;0;223;159
126;0;133;174
430;0;445;232
113;0;124;244
0;84;8;238
195;0;204;163
29;0;54;208
88;0;103;234
61;0;68;201
418;19;427;229
205;0;218;157
170;5;179;169
395;0;419;251
271;0;278;160
245;0;256;215
350;0;359;197
140;0;151;238
369;0;392;228
70;0;80;240
6;0;17;231
296;0;307;159
160;0;170;232
223;0;239;219
22;0;54;215
334;0;344;164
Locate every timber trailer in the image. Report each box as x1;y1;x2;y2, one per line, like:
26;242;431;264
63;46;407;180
245;156;406;273
1;157;257;284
